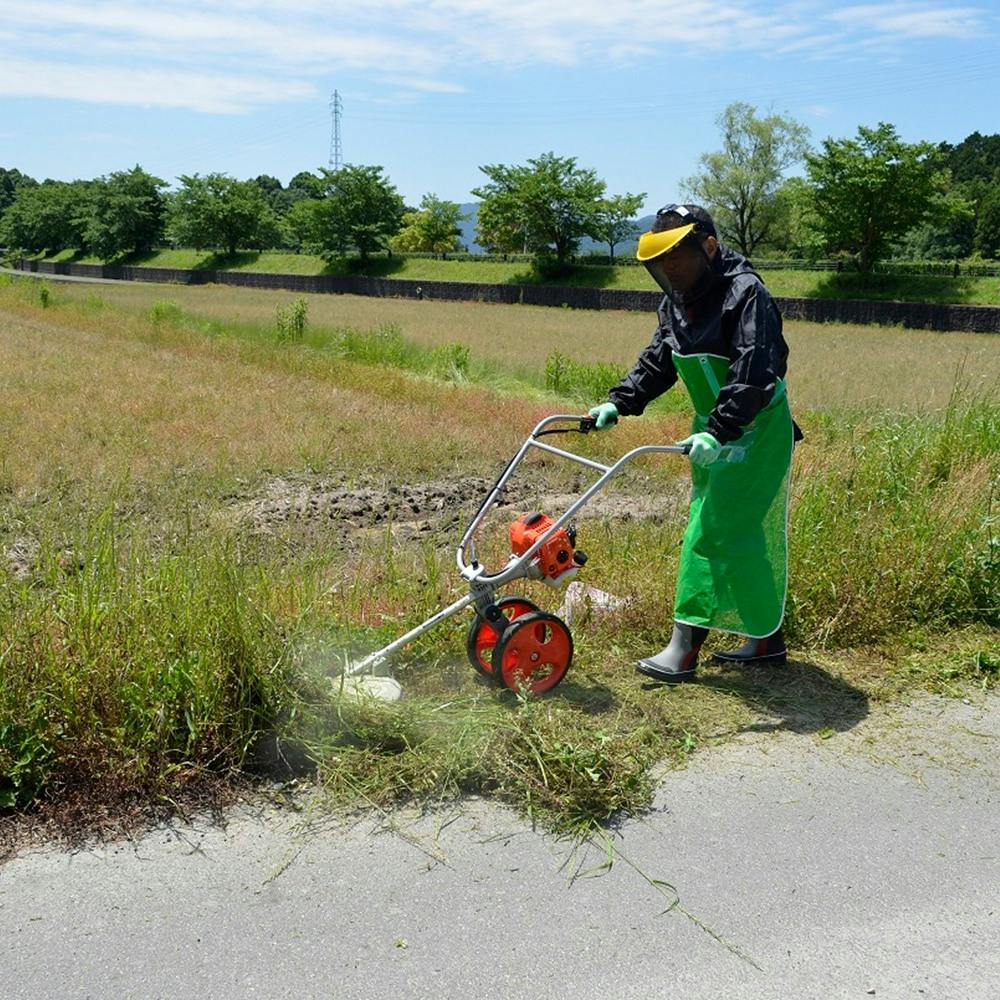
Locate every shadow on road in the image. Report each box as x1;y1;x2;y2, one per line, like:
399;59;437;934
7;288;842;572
694;655;870;736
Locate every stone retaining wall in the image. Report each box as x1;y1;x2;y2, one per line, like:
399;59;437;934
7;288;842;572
14;259;999;333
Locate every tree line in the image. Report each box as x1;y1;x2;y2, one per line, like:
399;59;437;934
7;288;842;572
2;108;998;274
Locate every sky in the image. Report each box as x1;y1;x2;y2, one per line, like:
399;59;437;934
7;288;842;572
1;0;998;215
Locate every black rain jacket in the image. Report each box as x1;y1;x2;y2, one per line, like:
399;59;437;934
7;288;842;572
608;245;798;444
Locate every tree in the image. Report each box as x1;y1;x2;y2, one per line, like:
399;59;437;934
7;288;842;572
895;186;976;260
472;152;606;267
975;187;1000;258
82;165;166;259
806;123;940;272
682;102;811;258
294;164;405;262
287;170;325;203
939;131;1000;185
0;168;37;219
166;173;282;256
391;194;467;254
591;192;646;260
0;180;90;254
760;176;824;258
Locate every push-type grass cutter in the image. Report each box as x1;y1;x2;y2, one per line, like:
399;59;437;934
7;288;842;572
343;414;690;695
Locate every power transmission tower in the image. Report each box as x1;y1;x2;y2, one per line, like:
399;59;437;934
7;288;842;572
328;90;343;171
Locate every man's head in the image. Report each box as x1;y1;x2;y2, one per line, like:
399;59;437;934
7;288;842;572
638;203;719;297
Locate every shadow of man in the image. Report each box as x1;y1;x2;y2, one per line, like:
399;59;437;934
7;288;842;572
643;655;870;736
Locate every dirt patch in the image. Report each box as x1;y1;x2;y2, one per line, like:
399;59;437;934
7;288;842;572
226;473;689;542
4;535;40;581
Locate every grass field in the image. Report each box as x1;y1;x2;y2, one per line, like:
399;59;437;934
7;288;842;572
35;248;1000;306
1;274;997;844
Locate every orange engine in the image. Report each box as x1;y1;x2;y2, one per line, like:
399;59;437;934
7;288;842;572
509;512;578;581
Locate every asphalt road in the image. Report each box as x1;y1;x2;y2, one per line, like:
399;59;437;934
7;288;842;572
2;693;998;1000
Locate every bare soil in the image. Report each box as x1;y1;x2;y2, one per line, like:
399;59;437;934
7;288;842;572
225;472;689;543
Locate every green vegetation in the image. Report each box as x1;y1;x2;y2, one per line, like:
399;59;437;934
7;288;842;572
472;151;643;268
25;247;1000;304
391;194;467;254
4;122;1000;280
683;102;812;258
806;123;941;273
0;277;996;840
168;173;282;258
289;164;404;262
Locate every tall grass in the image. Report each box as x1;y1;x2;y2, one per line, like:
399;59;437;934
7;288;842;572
1;516;294;810
1;275;997;833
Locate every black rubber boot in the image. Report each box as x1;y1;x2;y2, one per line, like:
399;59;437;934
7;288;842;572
637;623;709;683
712;627;787;665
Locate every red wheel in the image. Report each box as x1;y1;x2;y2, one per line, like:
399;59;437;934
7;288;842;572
494;612;573;694
466;597;540;679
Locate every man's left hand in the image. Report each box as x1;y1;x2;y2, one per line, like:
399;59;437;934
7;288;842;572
679;432;722;466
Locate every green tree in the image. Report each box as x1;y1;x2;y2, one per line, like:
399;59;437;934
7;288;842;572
591;192;646;260
294;164;405;262
253;174;295;215
391;194;467;254
0;180;90;254
974;187;1000;258
682;102;811;258
806;123;940;272
0;168;37;219
82;165;166;259
895;185;976;260
166;173;282;256
761;176;824;258
287;170;325;202
939;131;1000;185
472;152;607;267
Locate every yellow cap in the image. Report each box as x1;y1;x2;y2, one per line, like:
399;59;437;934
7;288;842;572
636;224;695;261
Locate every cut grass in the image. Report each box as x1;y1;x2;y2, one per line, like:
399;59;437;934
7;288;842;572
31;249;1000;305
0;276;997;840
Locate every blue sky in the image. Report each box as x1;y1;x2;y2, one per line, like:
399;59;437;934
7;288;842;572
1;1;998;214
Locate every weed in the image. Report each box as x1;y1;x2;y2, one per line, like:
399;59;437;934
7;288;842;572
545;350;626;402
429;342;471;382
275;297;308;344
148;300;184;324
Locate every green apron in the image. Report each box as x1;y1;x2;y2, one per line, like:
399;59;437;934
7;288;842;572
671;351;794;638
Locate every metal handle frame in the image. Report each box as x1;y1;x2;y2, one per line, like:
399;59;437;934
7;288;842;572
345;416;688;677
457;414;688;587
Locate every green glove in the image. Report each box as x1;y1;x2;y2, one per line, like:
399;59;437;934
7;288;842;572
588;402;619;430
679;431;722;466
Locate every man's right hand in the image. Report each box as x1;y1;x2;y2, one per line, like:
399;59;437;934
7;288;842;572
588;402;619;430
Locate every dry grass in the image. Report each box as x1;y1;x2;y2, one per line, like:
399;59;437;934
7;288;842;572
19;278;1000;413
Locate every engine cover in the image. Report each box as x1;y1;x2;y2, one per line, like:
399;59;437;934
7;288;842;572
509;512;576;582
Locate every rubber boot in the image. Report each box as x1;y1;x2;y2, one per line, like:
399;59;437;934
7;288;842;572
712;627;787;665
636;623;708;683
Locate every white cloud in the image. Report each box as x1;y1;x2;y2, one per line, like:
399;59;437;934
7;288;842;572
0;0;993;114
826;3;987;38
0;58;314;114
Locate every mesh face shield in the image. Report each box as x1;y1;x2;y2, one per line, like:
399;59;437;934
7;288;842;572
637;204;717;295
637;224;698;294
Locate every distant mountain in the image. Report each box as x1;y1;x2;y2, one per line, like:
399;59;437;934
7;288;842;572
455;203;654;258
456;203;482;253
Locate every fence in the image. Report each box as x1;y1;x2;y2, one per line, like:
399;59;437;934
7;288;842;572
13;258;1000;333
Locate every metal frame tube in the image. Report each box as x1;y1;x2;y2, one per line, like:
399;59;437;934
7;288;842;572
345;592;478;676
348;416;689;677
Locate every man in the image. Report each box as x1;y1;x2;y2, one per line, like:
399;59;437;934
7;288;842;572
589;204;800;683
